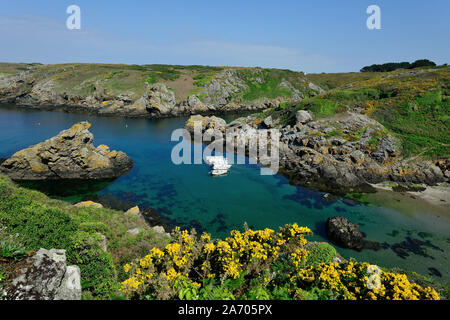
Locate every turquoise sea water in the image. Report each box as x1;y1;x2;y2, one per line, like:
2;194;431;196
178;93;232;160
0;106;449;282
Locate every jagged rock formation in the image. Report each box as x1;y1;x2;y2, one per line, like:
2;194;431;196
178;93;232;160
0;121;133;180
0;63;323;118
185;112;447;192
185;114;227;135
5;248;81;300
326;217;364;251
277;111;445;190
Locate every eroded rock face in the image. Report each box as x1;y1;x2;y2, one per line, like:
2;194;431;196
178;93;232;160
278;111;446;190
193;111;447;192
185;115;227;135
0;121;133;180
7;248;81;300
146;84;177;116
326;216;364;251
0;67;321;118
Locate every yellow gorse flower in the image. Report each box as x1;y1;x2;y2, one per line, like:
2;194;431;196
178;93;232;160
119;223;439;300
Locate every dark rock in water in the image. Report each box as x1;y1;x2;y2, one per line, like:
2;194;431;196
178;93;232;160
189;219;205;234
94;193;138;211
428;267;442;278
140;208;175;234
0;158;5;165
0;121;133;180
326;216;364;251
363;240;390;251
390;237;443;259
17;179;114;198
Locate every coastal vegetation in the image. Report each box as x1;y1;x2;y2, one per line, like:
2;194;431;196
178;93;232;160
261;66;450;159
0;174;447;300
0;63;315;107
360;59;438;73
1;62;449;300
0;174;168;299
120;223;443;300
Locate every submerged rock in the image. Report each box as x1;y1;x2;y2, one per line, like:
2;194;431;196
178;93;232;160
326;216;364;251
0;121;133;180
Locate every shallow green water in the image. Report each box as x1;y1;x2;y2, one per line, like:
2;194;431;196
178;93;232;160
0;106;449;282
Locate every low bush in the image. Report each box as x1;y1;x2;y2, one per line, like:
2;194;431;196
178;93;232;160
304;243;337;266
121;225;440;300
0;174;165;299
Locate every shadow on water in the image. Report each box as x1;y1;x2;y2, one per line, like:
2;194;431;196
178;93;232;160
16;179;115;203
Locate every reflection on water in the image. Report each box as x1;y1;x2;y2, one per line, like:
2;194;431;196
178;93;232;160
0;106;449;282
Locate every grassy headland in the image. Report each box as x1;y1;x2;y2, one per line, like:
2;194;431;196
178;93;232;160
262;66;450;159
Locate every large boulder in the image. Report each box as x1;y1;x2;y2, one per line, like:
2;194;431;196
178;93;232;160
0;121;133;180
185;115;226;135
326;216;364;251
146;84;177;116
295;110;313;124
6;248;81;300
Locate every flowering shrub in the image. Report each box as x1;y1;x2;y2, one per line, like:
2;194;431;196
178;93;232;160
291;261;440;300
121;224;440;300
121;224;311;299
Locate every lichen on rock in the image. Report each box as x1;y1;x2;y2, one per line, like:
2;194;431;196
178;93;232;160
0;121;133;180
6;248;81;300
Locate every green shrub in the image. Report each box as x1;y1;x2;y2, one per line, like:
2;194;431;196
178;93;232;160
0;175;164;299
304;243;337;266
295;98;344;118
79;221;109;234
0;197;77;251
68;231;117;298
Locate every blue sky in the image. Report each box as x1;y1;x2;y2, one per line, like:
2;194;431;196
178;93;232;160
0;0;449;73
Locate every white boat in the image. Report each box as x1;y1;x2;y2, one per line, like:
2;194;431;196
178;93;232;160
205;156;231;176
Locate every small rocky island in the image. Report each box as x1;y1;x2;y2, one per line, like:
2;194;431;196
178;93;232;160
0;121;133;180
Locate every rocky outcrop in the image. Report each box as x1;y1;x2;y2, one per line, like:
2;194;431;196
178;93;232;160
326;216;364;251
74;201;104;209
125;205;140;216
295;110;313;124
145;84;177;116
0;65;323;118
278;111;446;190
189;111;447;192
6;248;81;300
0;121;133;180
185;115;227;136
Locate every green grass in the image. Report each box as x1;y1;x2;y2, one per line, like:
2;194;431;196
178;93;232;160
373;89;449;157
269;66;450;159
192;72;215;87
238;68;314;102
0;174;169;299
295;98;344;118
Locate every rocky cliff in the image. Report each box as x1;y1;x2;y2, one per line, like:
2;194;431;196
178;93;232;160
0;121;133;180
185;112;447;193
0;63;323;117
